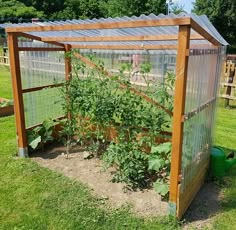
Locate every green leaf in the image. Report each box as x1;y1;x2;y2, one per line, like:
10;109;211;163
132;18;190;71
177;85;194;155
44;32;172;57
153;179;169;196
43;119;55;131
33;126;42;133
148;155;164;171
151;142;172;154
29;136;41;149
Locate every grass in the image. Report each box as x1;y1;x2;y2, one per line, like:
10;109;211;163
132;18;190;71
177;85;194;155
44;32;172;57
0;65;12;99
212;101;236;229
214;103;236;150
0;67;179;229
0;66;236;229
0;126;179;229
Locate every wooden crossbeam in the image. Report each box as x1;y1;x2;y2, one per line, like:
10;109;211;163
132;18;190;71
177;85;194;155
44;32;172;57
71;44;177;50
182;97;216;121
190;18;221;46
6;18;191;33
22;83;63;93
18;47;65;51
41;34;204;42
17;32;65;48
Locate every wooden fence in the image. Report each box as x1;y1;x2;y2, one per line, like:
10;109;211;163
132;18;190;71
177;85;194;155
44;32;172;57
0;54;9;66
220;57;236;106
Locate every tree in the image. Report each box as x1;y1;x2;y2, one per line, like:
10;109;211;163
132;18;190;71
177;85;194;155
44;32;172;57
102;0;166;18
0;0;44;22
170;3;186;14
193;0;236;53
17;0;65;19
53;0;105;20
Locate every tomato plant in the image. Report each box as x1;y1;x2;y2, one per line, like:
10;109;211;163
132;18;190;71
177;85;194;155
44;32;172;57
59;50;174;195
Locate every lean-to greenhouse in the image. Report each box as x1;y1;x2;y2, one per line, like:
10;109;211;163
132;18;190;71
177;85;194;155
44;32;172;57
0;13;227;218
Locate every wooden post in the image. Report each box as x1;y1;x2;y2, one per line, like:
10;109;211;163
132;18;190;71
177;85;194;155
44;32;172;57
65;44;72;80
7;32;28;157
169;25;190;216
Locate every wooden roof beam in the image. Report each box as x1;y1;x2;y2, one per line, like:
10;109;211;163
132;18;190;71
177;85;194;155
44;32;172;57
41;34;204;42
190;18;221;46
16;32;65;48
70;44;177;50
6;17;191;33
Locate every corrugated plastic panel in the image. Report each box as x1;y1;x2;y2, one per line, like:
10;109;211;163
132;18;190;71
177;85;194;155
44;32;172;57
0;13;228;46
180;46;226;191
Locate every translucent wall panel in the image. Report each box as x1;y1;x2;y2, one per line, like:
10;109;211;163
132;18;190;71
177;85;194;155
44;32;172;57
180;47;225;191
79;49;177;85
23;87;63;128
20;50;65;89
181;104;214;190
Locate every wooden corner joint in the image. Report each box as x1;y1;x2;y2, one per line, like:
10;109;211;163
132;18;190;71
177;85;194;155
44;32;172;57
178;174;182;182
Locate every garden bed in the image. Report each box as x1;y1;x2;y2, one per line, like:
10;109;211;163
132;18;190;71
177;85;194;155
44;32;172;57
31;144;169;217
0;98;14;117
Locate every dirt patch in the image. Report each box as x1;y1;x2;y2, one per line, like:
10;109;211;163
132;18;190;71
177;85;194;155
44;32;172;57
31;144;168;217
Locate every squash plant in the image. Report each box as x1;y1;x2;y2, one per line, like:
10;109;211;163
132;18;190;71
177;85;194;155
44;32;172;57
59;50;174;195
27;119;59;152
148;142;172;196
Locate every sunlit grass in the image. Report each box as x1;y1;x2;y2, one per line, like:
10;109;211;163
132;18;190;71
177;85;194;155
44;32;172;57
0;65;12;99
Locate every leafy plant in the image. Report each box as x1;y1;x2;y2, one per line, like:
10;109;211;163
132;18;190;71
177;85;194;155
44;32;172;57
59;50;174;195
27;119;59;152
102;138;150;189
148;142;172;196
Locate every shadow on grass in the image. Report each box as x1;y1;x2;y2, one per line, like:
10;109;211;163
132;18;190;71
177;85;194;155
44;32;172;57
183;146;236;225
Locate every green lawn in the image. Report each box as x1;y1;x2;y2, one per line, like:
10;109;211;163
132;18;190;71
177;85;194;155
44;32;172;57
0;65;12;99
0;116;179;230
0;66;236;229
214;105;236;150
212;103;236;229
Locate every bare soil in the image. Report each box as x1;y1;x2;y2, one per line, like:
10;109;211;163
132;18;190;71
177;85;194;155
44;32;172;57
31;144;168;217
31;144;223;228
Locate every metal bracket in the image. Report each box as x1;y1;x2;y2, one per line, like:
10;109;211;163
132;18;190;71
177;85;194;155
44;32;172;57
18;147;28;158
168;202;177;216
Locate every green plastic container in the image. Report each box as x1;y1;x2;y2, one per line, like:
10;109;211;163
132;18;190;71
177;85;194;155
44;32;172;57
210;147;236;177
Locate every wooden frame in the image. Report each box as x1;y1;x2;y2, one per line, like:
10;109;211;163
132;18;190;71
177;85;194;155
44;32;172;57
6;18;192;33
5;15;224;219
41;34;204;42
65;44;72;81
16;32;64;47
71;44;177;50
7;33;28;157
169;25;190;214
6;17;220;46
22;83;64;93
6;17;220;45
18;47;65;52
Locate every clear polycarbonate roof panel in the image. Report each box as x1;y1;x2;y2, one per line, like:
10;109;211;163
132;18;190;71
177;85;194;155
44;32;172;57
17;41;61;48
0;13;228;46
